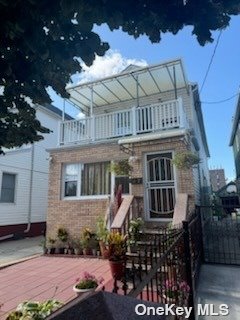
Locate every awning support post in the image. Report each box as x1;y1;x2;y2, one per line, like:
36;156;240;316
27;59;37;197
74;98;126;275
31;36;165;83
62;99;65;121
90;85;93;117
173;65;177;99
136;75;139;107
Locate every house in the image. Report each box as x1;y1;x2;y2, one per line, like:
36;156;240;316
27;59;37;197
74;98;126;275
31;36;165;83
215;181;239;214
46;58;210;238
0;104;72;240
230;94;240;193
209;169;226;192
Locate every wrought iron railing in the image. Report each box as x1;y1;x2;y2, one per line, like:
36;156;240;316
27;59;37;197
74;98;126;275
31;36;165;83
200;205;240;265
112;210;203;320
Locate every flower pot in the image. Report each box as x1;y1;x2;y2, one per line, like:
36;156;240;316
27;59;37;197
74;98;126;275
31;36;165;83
73;285;96;296
99;241;109;259
74;248;82;255
83;248;92;255
92;249;97;256
109;260;125;280
49;248;55;254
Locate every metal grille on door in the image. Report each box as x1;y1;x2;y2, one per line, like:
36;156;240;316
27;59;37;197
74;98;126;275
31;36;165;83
146;153;175;219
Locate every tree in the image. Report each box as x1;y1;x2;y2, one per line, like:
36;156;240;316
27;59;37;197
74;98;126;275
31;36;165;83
1;0;240;152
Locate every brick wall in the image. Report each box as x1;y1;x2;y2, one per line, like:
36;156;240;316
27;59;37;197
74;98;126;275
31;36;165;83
46;137;195;238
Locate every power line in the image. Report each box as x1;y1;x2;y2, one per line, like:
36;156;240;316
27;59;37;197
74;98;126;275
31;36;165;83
201;92;239;104
200;30;223;94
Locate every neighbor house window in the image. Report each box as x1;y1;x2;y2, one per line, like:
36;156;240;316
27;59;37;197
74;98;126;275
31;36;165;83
63;162;110;198
0;173;16;203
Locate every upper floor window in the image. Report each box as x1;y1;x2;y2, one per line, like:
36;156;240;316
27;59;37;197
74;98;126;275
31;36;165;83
0;173;16;203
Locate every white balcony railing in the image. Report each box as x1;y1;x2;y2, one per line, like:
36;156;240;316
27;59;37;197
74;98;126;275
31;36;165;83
60;98;188;145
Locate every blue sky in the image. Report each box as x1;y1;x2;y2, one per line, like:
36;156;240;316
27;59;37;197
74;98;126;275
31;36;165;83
51;16;240;180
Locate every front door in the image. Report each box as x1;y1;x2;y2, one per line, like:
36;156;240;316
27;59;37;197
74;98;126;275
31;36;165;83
145;152;176;220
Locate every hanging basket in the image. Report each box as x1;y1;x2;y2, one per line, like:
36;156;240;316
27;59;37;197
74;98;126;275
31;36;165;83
172;152;200;169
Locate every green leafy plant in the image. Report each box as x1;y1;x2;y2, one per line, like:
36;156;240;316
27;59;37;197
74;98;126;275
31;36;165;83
107;232;127;261
172;152;200;169
57;227;69;243
6;300;63;320
110;160;132;176
96;215;109;243
47;238;56;247
75;272;103;290
128;217;144;244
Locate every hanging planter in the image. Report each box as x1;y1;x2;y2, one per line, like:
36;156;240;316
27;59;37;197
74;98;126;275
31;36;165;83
110;160;133;176
172;151;200;169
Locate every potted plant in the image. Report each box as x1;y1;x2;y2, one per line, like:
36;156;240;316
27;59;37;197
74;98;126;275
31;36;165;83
6;300;63;319
107;232;127;280
72;236;83;255
172;151;200;169
96;215;109;258
110;159;133;176
162;280;190;303
57;227;69;254
89;234;99;256
73;272;104;296
47;238;56;254
81;227;93;255
128;217;144;251
40;238;48;254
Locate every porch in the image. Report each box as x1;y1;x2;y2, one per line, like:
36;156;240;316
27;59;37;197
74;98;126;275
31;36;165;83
59;97;188;145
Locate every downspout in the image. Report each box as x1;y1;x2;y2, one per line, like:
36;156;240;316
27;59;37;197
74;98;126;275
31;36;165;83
24;144;35;234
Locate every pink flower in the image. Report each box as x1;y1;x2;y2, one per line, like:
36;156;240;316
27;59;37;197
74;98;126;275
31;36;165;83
98;277;104;284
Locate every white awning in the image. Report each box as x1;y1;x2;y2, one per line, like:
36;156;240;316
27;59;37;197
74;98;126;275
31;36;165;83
67;58;188;113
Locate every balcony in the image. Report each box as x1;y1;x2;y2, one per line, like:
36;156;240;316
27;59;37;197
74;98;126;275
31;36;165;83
59;98;188;145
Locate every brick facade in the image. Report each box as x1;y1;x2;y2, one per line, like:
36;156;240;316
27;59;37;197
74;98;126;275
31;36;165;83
46;136;195;238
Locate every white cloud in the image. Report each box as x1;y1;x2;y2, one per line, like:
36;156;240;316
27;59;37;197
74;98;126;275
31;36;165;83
76;50;148;84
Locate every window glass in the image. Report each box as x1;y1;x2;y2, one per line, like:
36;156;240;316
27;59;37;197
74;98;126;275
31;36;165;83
81;162;110;196
63;162;111;198
64;164;78;197
0;173;16;203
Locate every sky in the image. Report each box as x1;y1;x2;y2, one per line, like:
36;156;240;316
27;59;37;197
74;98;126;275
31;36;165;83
51;15;240;181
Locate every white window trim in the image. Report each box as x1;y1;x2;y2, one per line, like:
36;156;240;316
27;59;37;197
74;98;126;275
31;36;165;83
62;162;111;200
0;171;17;204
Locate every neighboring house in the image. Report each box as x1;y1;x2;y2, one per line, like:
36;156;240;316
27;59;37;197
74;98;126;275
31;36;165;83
46;58;210;238
0;104;71;239
209;169;226;192
215;181;240;213
230;94;240;193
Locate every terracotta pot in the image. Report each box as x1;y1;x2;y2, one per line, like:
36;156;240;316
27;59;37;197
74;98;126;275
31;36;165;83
109;260;125;280
99;241;109;259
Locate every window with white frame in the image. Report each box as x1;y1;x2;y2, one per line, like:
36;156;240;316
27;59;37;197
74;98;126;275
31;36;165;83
0;173;16;203
63;162;111;198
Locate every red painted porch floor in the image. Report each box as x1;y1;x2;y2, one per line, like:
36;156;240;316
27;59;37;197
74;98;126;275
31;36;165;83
0;256;113;319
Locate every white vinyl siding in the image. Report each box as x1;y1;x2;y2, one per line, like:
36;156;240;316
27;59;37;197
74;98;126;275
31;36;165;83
0;107;60;226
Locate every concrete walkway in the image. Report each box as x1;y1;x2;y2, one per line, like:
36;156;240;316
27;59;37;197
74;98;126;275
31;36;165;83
0;236;44;267
196;264;240;320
